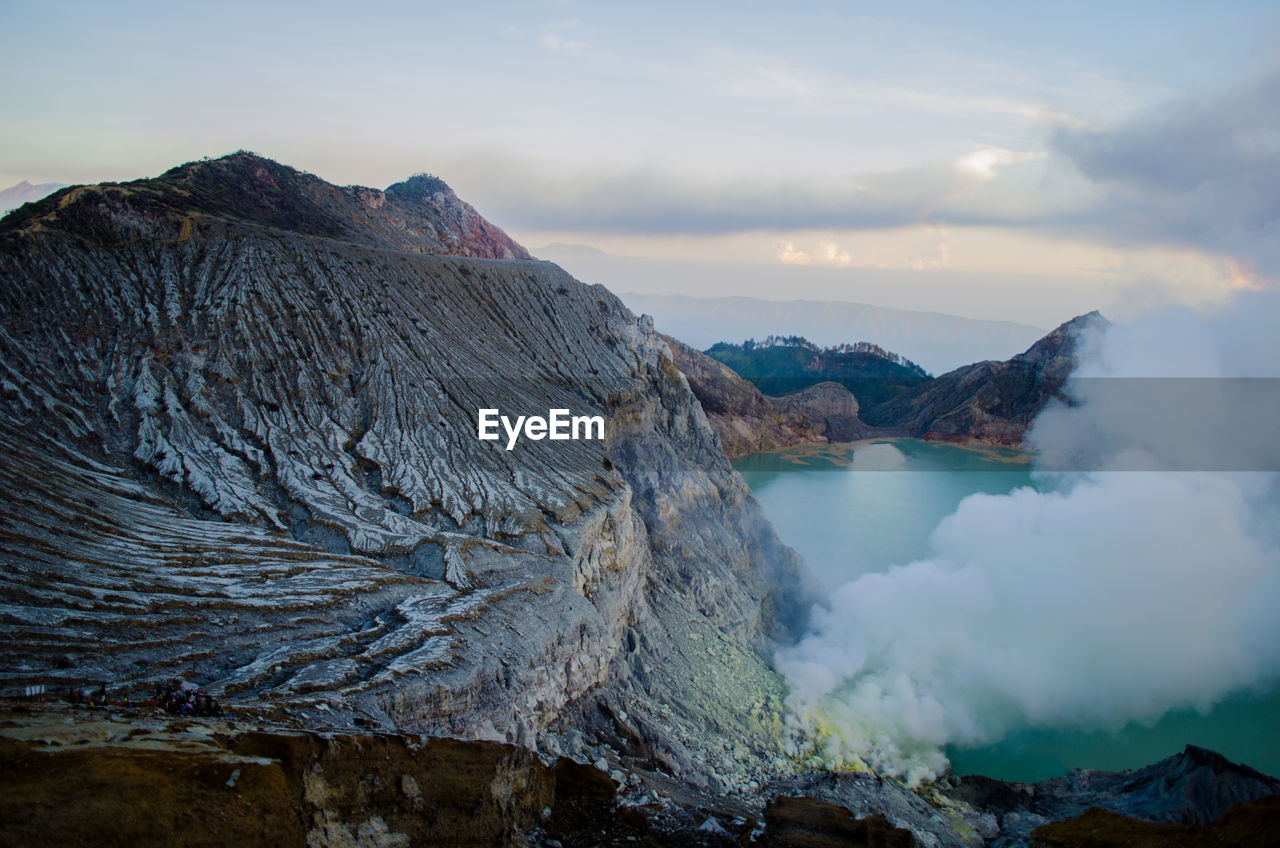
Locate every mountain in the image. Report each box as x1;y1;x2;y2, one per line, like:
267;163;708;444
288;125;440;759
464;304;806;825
662;316;1099;459
0;152;810;796
664;335;865;460
615;292;1048;377
861;312;1106;445
0;180;64;215
3;155;528;259
957;744;1280;847
704;336;930;405
7;154;1273;846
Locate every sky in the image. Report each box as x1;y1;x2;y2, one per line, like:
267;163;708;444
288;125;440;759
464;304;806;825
3;1;1278;326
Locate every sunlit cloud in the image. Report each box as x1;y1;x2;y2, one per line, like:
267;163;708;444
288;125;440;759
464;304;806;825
1050;67;1280;281
777;240;811;265
955;148;1046;179
776;239;853;268
910;228;952;271
819;241;852;267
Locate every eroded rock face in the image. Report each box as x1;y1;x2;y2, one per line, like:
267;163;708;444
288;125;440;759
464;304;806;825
771;382;862;443
768;771;992;848
0;153;807;785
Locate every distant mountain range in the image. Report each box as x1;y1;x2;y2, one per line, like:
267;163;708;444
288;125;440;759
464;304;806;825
668;313;1101;453
0;180;64;215
615;292;1046;377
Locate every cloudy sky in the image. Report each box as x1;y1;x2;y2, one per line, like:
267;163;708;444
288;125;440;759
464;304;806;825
3;1;1278;325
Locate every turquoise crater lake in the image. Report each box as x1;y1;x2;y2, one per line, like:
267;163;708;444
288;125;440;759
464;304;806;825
735;439;1280;782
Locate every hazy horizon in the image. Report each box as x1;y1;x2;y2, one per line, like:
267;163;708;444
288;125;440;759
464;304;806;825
3;2;1278;327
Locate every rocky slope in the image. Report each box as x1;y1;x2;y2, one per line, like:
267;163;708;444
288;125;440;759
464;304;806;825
861;313;1105;446
664;335;867;460
952;745;1280;847
0;152;809;794
0;702;936;847
1030;796;1280;848
6;703;1276;848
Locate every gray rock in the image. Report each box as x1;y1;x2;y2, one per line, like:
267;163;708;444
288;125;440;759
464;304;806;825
663;335;875;458
0;152;811;791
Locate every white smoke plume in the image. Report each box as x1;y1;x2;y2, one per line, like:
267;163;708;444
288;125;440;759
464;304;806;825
775;291;1280;786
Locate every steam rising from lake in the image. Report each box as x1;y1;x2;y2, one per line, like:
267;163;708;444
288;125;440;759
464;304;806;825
775;292;1280;785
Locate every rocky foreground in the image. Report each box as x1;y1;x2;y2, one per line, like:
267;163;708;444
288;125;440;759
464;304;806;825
3;702;1279;847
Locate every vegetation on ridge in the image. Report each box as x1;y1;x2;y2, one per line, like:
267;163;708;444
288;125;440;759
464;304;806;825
705;335;930;406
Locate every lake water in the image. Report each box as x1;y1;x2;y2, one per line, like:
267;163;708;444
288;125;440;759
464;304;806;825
735;439;1280;782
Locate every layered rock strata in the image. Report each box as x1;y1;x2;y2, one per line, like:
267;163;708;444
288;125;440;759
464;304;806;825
0;152;807;789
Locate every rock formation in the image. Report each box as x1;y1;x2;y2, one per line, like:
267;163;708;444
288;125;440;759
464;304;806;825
952;745;1280;847
0;152;809;792
1030;796;1280;848
5;153;1277;847
664;335;867;460
665;314;1103;461
860;312;1106;446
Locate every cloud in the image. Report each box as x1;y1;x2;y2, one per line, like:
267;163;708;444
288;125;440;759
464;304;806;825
1049;68;1280;279
724;63;819;100
462;156;994;234
909;227;951;271
955;148;1045;179
777;240;810;265
700;46;1089;128
775;293;1280;786
445;65;1275;294
819;241;852;267
776;239;852;267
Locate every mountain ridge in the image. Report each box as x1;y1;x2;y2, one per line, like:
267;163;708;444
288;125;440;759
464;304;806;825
614;291;1048;376
2;151;530;260
665;312;1103;457
860;311;1106;444
0;179;64;215
664;335;875;460
704;335;930;404
0;152;809;800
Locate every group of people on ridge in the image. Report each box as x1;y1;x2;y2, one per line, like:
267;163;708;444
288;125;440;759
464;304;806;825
66;682;230;718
